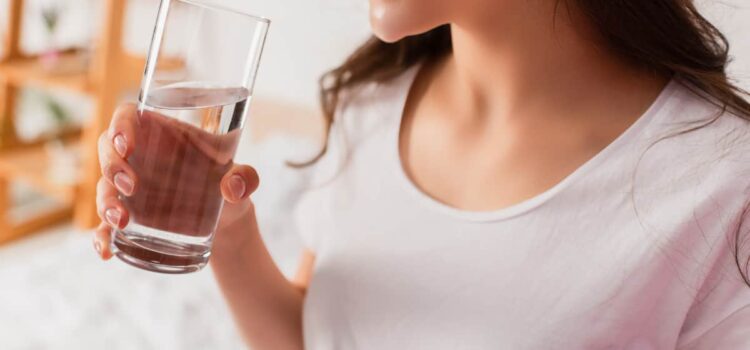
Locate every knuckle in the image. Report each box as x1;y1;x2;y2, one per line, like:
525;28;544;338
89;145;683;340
96;177;109;194
244;166;259;181
95;225;111;239
103;162;126;182
99;157;108;174
237;164;256;177
96;199;106;219
98;132;109;150
96;186;111;210
95;185;105;206
102;161;115;178
102;158;128;179
114;104;136;124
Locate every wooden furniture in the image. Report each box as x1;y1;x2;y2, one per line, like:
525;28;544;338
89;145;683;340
0;0;147;243
0;0;325;244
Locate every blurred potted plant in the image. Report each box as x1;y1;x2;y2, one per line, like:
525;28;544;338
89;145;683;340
38;0;90;74
41;94;81;185
40;3;63;70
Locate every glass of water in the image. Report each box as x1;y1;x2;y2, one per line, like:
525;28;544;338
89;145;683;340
113;0;269;273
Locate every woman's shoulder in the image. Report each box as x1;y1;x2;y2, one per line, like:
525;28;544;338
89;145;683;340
333;65;421;134
296;66;420;184
655;80;750;134
646;81;750;193
651;81;749;148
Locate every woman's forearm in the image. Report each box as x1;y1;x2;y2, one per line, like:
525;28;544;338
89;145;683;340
210;204;304;350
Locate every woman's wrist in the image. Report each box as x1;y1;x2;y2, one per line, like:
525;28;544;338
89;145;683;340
211;228;254;268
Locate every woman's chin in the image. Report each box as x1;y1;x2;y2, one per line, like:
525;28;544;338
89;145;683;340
369;14;448;43
369;17;407;43
372;29;405;43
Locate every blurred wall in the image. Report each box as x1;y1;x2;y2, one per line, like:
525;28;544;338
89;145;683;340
214;0;750;104
0;0;371;109
700;0;750;90
122;0;372;108
212;0;371;107
0;0;748;106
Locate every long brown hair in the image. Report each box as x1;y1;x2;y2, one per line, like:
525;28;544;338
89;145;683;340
307;1;750;283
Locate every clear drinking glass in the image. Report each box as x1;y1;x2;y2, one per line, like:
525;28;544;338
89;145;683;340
112;0;269;274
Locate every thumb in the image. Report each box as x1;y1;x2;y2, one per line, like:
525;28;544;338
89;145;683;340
220;164;260;203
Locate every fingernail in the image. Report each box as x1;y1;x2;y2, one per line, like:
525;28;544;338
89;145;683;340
105;208;122;228
229;174;246;199
113;134;127;157
114;172;134;196
94;241;102;255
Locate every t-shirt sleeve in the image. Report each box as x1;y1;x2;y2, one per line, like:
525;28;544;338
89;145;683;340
294;195;320;252
678;203;750;349
679;305;750;349
291;73;412;253
292;97;351;253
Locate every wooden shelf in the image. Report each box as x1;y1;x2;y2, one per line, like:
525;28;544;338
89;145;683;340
0;52;182;96
0;140;79;204
0;0;179;238
0;53;93;94
251;98;322;143
0;206;71;245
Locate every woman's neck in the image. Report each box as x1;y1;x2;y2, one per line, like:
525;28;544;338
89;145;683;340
436;1;666;125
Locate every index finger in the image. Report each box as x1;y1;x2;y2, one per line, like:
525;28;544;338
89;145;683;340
107;103;138;158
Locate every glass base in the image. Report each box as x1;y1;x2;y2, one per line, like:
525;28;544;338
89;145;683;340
112;228;211;274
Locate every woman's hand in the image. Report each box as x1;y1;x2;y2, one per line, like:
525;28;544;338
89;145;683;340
92;104;260;260
93;104;303;349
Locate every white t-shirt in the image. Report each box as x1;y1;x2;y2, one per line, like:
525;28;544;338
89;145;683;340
294;65;750;349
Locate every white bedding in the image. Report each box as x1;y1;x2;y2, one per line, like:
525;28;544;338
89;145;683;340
0;136;312;350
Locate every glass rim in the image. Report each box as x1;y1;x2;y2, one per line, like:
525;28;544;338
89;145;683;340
176;0;271;24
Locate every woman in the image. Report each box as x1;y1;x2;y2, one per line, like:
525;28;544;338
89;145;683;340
93;0;750;348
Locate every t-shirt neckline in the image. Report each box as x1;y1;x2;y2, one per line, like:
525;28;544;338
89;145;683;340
387;64;680;222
